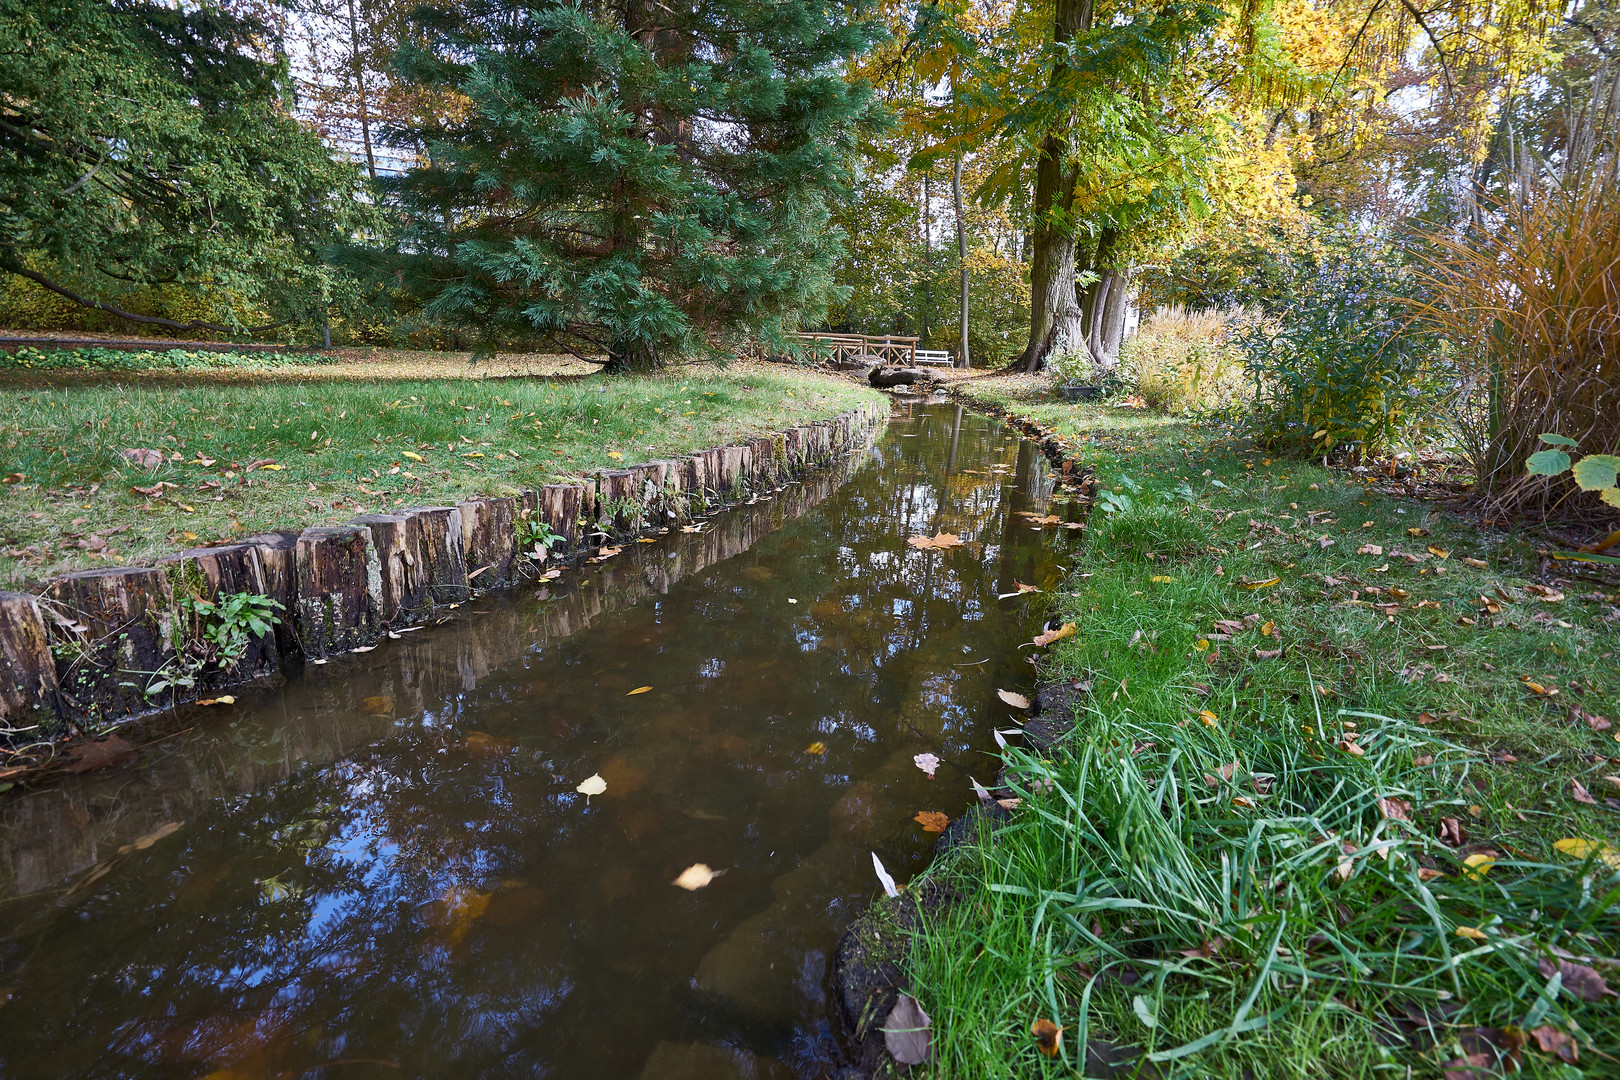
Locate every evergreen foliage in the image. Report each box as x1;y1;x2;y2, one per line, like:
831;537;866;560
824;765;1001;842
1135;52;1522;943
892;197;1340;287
379;0;884;370
0;0;371;336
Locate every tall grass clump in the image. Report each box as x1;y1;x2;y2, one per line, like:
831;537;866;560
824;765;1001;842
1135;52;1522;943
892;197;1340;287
1412;87;1620;519
1118;306;1252;414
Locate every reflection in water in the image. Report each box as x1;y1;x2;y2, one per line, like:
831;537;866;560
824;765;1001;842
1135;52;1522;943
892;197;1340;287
0;405;1077;1079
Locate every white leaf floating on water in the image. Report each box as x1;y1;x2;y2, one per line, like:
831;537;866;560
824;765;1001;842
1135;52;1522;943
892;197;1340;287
672;863;724;890
872;852;900;898
997;689;1032;710
993;729;1008;750
883;992;934;1066
913;752;940;779
969;776;992;802
576;773;607;800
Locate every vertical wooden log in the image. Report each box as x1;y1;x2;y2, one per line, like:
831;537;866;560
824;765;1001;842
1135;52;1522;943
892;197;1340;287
0;593;61;730
242;532;300;661
399;506;469;607
458;496;517;589
160;542;280;684
749;437;777;488
348;514;418;624
648;460;690;524
594;469;641;539
44;567;176;717
538;484;586;556
629;461;668;525
294;526;382;659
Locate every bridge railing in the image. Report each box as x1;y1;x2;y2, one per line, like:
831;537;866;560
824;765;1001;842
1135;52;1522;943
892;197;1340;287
797;333;918;366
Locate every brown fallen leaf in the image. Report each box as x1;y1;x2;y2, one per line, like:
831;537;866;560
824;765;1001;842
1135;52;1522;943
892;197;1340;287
908;532;964;551
1530;1025;1578;1063
1179;937;1227;960
1573;778;1597;805
883;993;933;1066
1441;1053;1492;1080
1255;647;1284;659
1012;581;1041;593
1407;527;1431;537
997;689;1032;710
1415;711;1439;725
1526;583;1565;602
63;736;136;774
914;810;950;833
1032;622;1077;647
117;821;183;855
1377;796;1413;821
1031;1018;1063;1058
422;884;491;945
361;695;395;716
1439;817;1466;846
1358;543;1384;556
1538;957;1616;1001
1428;545;1451;559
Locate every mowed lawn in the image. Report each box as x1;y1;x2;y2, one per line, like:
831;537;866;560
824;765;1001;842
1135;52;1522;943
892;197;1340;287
0;358;881;587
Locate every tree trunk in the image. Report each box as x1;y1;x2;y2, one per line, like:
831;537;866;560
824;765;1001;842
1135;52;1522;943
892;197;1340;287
921;171;932;344
1099;267;1132;369
1017;0;1096;374
345;0;376;180
953;153;970;368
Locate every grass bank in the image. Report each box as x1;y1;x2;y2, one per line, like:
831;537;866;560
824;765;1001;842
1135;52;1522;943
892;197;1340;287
0;360;880;586
905;377;1620;1079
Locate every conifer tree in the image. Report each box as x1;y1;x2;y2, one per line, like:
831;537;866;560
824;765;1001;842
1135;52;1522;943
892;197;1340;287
383;0;883;370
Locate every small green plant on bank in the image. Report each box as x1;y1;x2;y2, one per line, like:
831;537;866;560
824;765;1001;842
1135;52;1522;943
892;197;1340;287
916;384;1620;1079
516;515;567;561
148;591;283;697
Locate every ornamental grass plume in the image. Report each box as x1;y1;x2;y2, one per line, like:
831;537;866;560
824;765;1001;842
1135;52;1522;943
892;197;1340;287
1410;75;1620;521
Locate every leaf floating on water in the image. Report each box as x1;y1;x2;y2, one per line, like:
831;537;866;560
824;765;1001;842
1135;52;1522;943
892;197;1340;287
423;885;490;945
1031;622;1076;647
914;811;949;833
1012;582;1041;593
672;863;723;890
627;686;653;696
117;821;182;855
63;736;136;774
872;852;900;898
883;993;933;1066
576;773;607;799
805;741;827;755
997;689;1031;710
913;752;940;778
361;695;394;715
907;532;965;551
1031;1018;1063;1058
969;776;992;802
195;695;236;706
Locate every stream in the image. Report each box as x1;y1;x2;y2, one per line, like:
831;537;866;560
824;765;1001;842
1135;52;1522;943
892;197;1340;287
0;401;1082;1079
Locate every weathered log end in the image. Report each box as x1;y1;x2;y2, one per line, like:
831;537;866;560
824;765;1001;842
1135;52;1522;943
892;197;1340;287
348;514;418;624
399;506;470;608
160;542;280;687
458;497;517;589
43;566;176;719
294;526;382;659
0;592;62;733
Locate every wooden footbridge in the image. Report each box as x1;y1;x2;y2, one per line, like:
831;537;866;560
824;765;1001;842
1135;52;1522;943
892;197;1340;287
797;333;955;367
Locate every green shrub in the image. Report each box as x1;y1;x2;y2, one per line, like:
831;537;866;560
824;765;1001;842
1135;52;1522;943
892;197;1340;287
1233;240;1442;461
0;346;339;372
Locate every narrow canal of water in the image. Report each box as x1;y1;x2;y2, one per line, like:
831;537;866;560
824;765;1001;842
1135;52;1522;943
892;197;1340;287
0;402;1081;1079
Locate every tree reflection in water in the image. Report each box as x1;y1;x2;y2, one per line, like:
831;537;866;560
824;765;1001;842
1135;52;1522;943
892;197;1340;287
0;404;1079;1079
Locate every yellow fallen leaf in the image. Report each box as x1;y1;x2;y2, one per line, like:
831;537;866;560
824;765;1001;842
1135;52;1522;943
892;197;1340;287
672;863;721;890
627;686;653;695
1427;545;1450;559
1260;620;1275;637
1150;575;1177;584
805;741;827;755
1455;926;1488;940
1199;710;1218;728
1194;638;1211;651
195;695;236;706
914;810;950;832
576;773;607;797
1554;837;1620;870
258;463;283;471
400;451;424;462
607;451;624;460
1239;577;1281;590
1032;622;1077;647
909;532;965;551
1462;853;1496;880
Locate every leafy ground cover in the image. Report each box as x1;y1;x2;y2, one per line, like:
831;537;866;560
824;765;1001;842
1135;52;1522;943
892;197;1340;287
905;377;1620;1079
0;360;880;586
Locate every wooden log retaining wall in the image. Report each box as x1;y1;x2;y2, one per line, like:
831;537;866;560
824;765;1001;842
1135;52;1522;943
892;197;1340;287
0;404;887;737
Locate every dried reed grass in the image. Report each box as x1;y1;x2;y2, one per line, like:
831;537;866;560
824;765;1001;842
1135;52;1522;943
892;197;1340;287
1119;305;1253;414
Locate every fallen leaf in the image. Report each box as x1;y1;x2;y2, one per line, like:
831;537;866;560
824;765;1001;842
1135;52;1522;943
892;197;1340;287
672;863;722;890
120;447;164;470
422;884;490;945
1260;620;1275;636
1523;679;1558;697
1378;796;1413;821
805;741;827;755
1554;837;1620;869
908;532;964;551
1428;545;1451;559
1538;957;1617;1001
997;689;1031;709
1463;557;1487;568
1199;709;1219;727
1239;577;1281;589
995;797;1022;809
117;821;182;855
1255;647;1284;659
883;993;933;1066
627;686;653;696
1530;1026;1578;1064
872;852;900;897
1358;544;1384;556
914;810;950;832
1526;583;1565;602
1408;527;1431;537
969;776;992;802
1572;778;1596;805
1441;1052;1492;1080
1455;926;1488;940
1032;622;1077;647
1462;853;1496;879
63;736;136;774
1031;1018;1063;1059
576;773;607;798
1012;582;1041;593
913;752;941;778
1150;575;1177;583
361;695;395;715
1338;739;1365;756
195;695;236;706
1416;711;1438;725
400;451;425;462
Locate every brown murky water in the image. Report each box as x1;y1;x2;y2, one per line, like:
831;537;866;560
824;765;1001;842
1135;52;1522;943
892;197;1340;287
0;402;1079;1079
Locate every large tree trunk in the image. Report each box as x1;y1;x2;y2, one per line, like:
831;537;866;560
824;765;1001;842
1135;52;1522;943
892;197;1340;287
1017;0;1096;374
1098;267;1132;370
954;153;970;368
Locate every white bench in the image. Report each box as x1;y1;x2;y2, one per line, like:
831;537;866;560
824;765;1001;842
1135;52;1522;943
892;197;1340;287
913;349;954;366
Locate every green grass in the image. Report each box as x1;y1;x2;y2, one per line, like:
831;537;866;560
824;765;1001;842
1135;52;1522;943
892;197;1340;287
912;380;1620;1079
0;362;880;586
0;346;340;374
